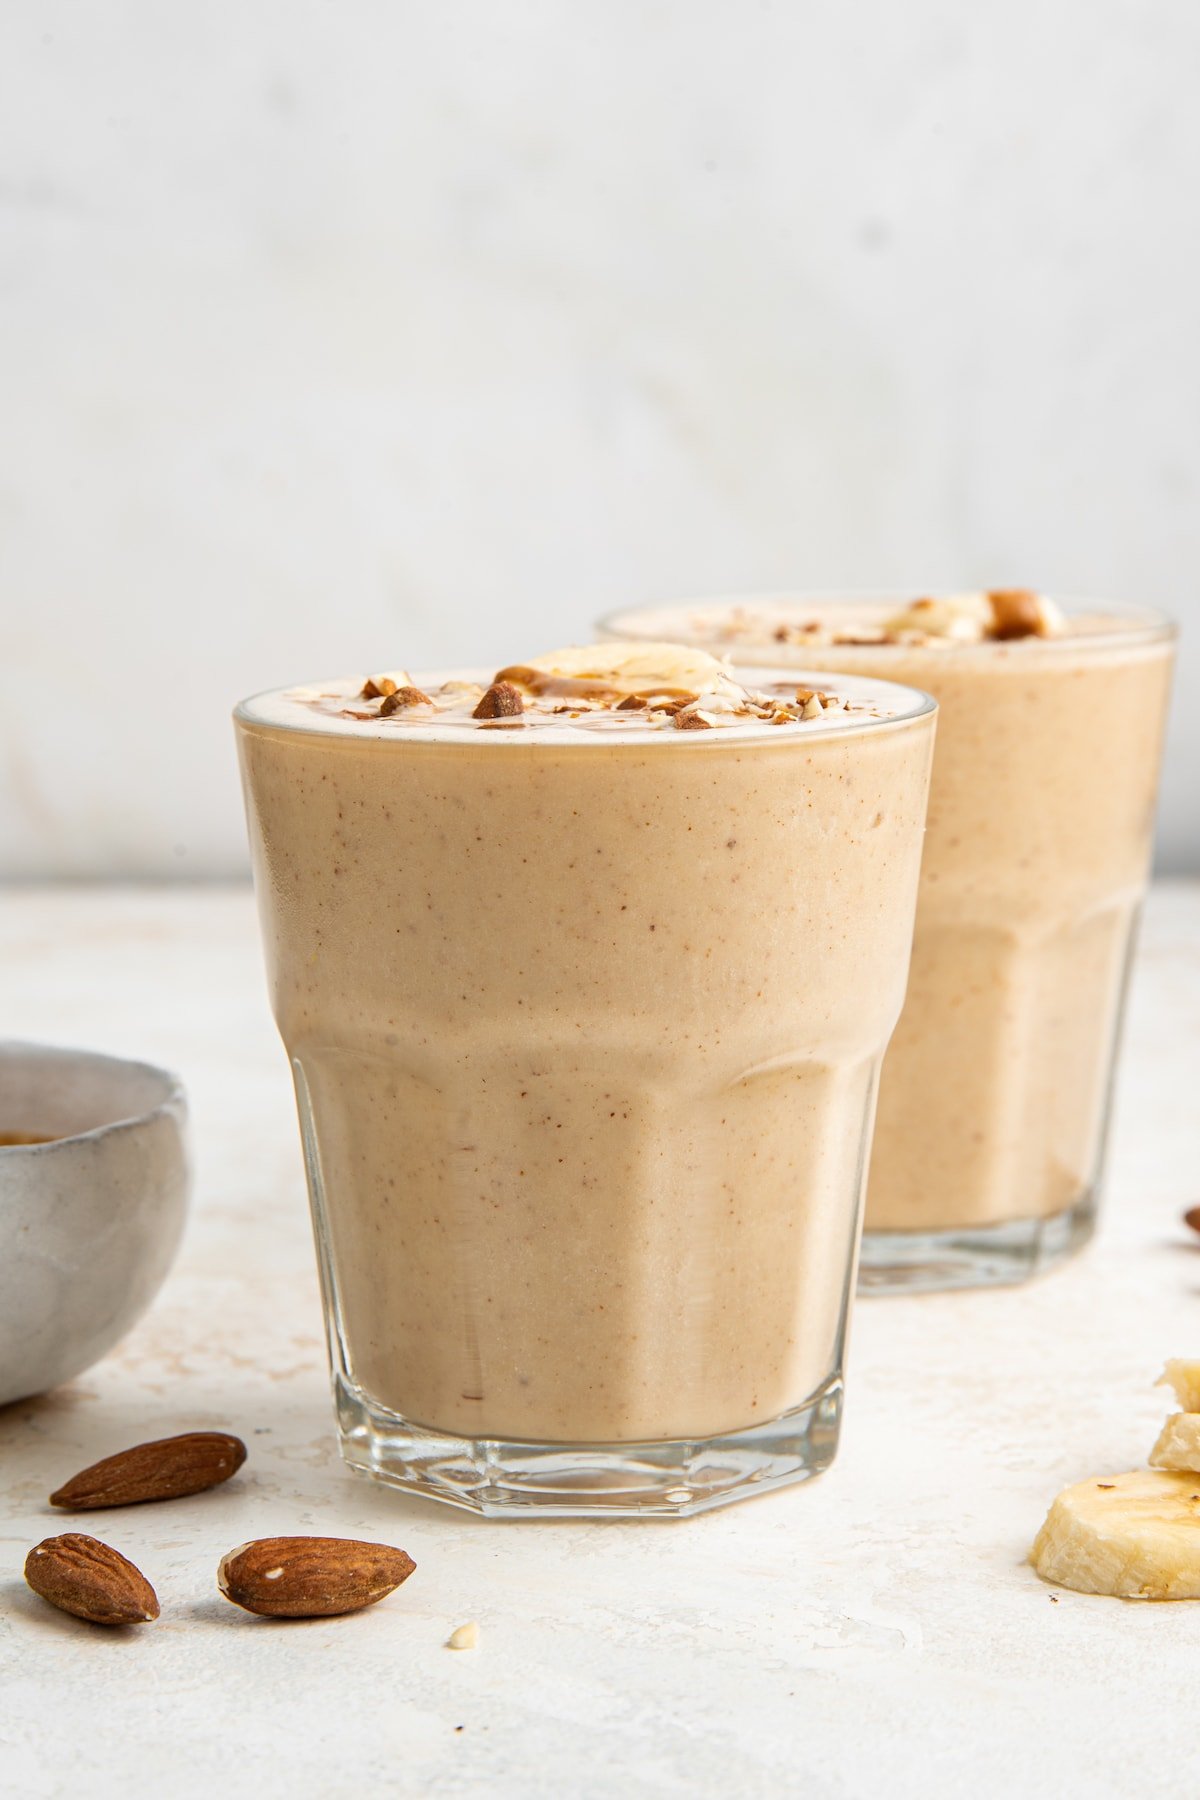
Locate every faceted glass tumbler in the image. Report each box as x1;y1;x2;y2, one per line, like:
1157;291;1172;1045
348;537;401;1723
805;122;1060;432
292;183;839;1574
600;597;1176;1293
236;669;935;1515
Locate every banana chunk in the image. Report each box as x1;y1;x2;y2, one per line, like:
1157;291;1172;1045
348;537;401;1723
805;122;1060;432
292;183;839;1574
526;641;735;695
883;594;992;642
1158;1360;1200;1413
1150;1414;1200;1473
1031;1469;1200;1599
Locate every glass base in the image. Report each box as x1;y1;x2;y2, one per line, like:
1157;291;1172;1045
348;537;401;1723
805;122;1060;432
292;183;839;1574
857;1188;1097;1294
334;1371;843;1518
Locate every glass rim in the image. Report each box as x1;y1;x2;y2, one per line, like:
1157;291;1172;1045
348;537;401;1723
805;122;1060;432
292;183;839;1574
597;592;1178;656
234;664;938;746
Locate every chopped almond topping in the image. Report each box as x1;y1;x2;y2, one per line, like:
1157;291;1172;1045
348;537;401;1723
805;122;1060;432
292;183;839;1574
296;653;893;735
987;589;1049;640
380;685;432;716
473;681;526;720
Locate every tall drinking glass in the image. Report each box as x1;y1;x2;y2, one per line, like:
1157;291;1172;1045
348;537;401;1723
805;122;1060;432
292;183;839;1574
237;650;935;1513
601;597;1176;1291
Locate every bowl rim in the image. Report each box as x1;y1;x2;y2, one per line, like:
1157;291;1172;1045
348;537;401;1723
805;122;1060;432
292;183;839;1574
0;1039;187;1155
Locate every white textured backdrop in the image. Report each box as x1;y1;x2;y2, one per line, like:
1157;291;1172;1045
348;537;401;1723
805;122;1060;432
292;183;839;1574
2;0;1197;876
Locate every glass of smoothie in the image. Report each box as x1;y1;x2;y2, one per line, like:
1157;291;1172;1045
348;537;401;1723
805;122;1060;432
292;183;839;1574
600;595;1176;1292
236;643;935;1516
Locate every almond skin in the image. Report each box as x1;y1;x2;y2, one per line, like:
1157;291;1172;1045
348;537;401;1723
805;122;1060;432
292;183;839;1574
987;588;1045;640
217;1536;416;1619
25;1534;159;1626
380;685;432;715
472;681;525;720
50;1431;248;1510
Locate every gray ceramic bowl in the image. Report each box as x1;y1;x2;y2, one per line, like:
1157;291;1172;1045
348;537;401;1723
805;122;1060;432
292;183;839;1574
0;1041;190;1407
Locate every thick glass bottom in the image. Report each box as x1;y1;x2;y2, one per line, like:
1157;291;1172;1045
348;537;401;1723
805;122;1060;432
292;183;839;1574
334;1370;844;1518
857;1188;1097;1293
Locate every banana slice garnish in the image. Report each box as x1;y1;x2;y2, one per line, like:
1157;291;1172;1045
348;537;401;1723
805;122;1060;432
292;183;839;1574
518;641;738;696
1150;1415;1200;1474
1159;1359;1200;1412
883;594;993;642
1031;1470;1200;1600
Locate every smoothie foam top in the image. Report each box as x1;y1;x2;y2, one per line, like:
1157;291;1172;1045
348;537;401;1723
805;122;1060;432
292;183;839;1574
237;641;935;744
601;593;1173;659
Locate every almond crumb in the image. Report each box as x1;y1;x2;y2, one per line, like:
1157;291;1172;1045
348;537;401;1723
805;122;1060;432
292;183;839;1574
380;686;432;716
673;709;713;730
447;1620;479;1650
473;682;525;720
987;589;1049;640
361;676;399;700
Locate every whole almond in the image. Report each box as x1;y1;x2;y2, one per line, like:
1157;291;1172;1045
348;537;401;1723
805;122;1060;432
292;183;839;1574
217;1536;416;1618
50;1431;247;1510
25;1534;159;1626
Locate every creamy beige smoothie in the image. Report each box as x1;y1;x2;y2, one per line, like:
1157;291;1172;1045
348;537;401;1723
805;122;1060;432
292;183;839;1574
236;643;935;1513
602;596;1176;1286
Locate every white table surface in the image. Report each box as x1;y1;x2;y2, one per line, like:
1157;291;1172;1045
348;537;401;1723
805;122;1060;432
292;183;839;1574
2;883;1200;1800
